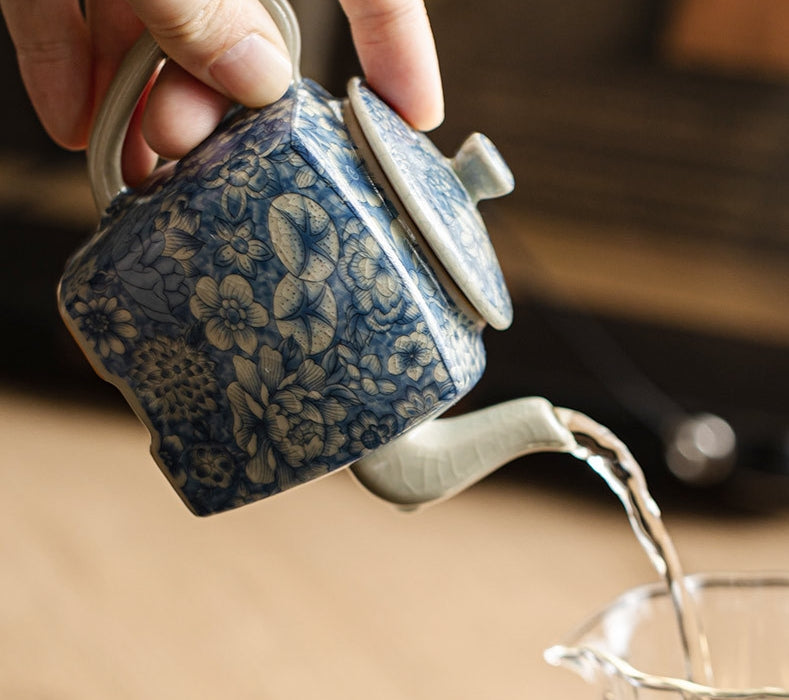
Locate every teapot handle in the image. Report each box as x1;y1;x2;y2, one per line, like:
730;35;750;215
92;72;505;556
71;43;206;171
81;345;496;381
87;0;303;213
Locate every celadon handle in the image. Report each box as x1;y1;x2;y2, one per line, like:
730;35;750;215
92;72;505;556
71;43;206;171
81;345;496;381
350;397;577;509
87;0;303;213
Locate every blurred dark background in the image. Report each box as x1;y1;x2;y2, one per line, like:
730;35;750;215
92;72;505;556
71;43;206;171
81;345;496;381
1;0;788;507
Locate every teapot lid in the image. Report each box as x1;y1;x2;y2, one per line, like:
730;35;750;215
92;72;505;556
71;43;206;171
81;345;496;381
346;78;514;330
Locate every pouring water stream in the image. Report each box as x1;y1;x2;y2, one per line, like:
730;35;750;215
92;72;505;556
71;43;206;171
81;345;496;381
555;407;714;686
352;397;713;686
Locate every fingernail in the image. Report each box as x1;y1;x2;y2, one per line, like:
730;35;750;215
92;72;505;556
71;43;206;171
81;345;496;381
210;34;292;107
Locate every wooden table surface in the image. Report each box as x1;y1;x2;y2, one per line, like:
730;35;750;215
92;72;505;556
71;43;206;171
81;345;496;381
3;386;789;700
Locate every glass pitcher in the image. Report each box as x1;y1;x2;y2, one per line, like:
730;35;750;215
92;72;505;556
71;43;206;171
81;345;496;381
546;572;789;699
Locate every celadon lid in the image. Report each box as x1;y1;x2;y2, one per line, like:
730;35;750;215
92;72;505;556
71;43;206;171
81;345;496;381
347;78;514;330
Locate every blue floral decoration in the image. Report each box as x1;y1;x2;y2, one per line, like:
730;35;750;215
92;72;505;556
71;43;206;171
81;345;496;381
59;80;487;515
349;80;513;331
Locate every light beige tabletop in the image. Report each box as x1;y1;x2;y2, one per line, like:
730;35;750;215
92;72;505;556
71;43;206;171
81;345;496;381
2;386;789;700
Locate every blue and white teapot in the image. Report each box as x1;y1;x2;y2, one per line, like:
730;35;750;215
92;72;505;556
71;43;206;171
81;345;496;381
58;0;575;515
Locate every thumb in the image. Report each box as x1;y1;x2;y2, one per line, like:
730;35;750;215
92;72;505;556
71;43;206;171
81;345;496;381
126;0;293;107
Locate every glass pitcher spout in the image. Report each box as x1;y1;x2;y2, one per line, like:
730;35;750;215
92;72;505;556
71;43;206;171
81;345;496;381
545;572;789;699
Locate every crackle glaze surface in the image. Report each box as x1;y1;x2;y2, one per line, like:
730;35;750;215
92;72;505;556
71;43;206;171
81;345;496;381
59;80;485;515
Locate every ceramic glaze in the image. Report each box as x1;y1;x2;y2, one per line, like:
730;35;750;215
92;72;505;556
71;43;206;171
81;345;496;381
348;79;513;331
54;0;588;517
59;80;490;515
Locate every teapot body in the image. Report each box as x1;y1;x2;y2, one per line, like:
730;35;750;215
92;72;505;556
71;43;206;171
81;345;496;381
58;80;486;515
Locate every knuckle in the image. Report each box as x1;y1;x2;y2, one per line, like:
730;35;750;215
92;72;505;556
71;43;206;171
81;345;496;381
15;38;76;67
149;0;227;44
349;0;422;23
350;0;427;42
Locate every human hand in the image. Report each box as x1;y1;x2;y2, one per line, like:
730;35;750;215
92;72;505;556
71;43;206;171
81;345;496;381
0;0;443;186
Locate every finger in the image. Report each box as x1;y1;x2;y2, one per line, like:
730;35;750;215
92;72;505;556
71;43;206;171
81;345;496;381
0;0;92;149
339;0;444;130
142;61;232;160
87;0;228;182
85;0;155;184
125;0;292;108
86;0;146;103
121;76;159;187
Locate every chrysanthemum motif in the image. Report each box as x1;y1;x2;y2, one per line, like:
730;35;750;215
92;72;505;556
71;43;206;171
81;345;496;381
190;274;269;355
387;329;435;382
227;345;347;489
129;335;219;425
73;295;137;358
348;411;398;455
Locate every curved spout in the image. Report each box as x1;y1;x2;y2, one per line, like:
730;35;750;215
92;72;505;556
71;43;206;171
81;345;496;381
350;397;576;509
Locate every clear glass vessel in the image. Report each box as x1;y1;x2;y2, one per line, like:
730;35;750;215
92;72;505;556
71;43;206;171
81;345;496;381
546;572;789;699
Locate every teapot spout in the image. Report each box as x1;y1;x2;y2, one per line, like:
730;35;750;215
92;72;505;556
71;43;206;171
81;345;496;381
350;397;576;509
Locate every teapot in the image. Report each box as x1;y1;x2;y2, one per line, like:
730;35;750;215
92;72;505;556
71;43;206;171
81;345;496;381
58;0;576;516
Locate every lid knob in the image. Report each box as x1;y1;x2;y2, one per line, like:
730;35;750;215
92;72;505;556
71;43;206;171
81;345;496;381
451;133;514;204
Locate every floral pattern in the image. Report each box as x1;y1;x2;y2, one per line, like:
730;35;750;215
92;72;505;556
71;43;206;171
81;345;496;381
338;219;418;342
58;79;493;515
128;336;219;426
387;328;435;382
73;295;137;358
190;274;269;353
187;443;236;489
348;411;398;455
227;344;347;489
350;80;513;331
213;218;273;279
200;128;284;217
393;385;442;420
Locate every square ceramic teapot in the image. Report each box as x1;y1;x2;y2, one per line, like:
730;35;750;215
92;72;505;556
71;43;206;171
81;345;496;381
58;0;576;515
